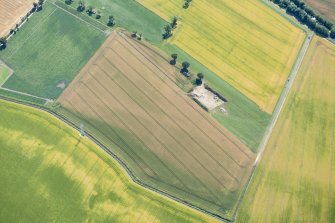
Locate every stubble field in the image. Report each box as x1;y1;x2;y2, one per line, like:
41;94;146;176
0;99;221;223
304;0;335;23
139;0;305;113
58;32;255;219
237;37;335;223
0;0;35;37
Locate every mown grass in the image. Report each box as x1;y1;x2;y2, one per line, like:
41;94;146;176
139;0;306;114
237;37;335;223
53;0;270;152
55;0;166;44
161;44;271;152
0;63;11;85
0;2;106;99
0;99;220;223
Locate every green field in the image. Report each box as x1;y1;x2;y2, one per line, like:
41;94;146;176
53;0;270;152
237;37;335;223
0;2;106;99
55;0;166;44
0;99;220;223
0;63;11;86
160;43;270;152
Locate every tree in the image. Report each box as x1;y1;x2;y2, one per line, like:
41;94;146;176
181;61;190;73
87;6;94;16
163;24;172;39
314;24;330;38
77;1;85;12
131;31;138;38
0;37;7;50
330;28;335;39
96;10;101;19
171;16;178;29
196;72;204;85
65;0;73;5
197;72;204;80
170;53;178;65
107;16;115;26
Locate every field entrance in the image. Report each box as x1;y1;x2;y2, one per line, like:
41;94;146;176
0;61;13;86
58;32;255;219
0;0;35;37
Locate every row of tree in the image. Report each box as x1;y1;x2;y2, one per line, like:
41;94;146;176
183;0;193;9
169;53;205;85
66;0;115;26
163;17;178;39
271;0;335;38
1;0;45;50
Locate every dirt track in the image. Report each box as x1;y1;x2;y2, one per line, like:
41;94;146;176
58;32;255;217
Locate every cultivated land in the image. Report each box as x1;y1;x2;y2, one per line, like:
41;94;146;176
305;0;335;23
58;32;255;219
139;0;306;114
237;37;335;223
0;99;220;223
0;0;35;37
0;2;106;99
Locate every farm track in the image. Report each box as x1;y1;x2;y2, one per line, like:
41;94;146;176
233;32;313;221
0;96;233;223
57;32;255;219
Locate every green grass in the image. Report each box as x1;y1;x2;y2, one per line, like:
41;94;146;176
0;2;106;99
52;0;270;152
0;99;220;223
0;89;46;105
55;0;166;44
161;44;271;152
0;63;11;85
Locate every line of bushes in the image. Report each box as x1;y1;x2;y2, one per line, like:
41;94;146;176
271;0;335;39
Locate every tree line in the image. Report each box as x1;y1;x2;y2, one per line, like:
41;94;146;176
271;0;335;39
65;0;115;27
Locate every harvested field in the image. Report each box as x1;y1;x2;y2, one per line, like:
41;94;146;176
238;37;335;222
139;0;306;113
0;99;220;223
58;32;255;219
0;0;35;37
305;0;335;23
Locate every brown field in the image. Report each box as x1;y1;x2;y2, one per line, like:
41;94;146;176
0;0;35;37
305;0;335;23
58;32;255;218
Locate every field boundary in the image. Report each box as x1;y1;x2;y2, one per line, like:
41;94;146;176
0;96;234;223
232;32;313;221
51;1;108;34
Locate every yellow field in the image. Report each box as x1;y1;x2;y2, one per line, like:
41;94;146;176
139;0;305;113
0;99;221;223
237;37;335;222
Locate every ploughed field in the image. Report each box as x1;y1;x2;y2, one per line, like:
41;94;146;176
0;99;220;223
58;32;255;218
304;0;335;23
237;37;335;223
139;0;305;113
0;0;35;37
